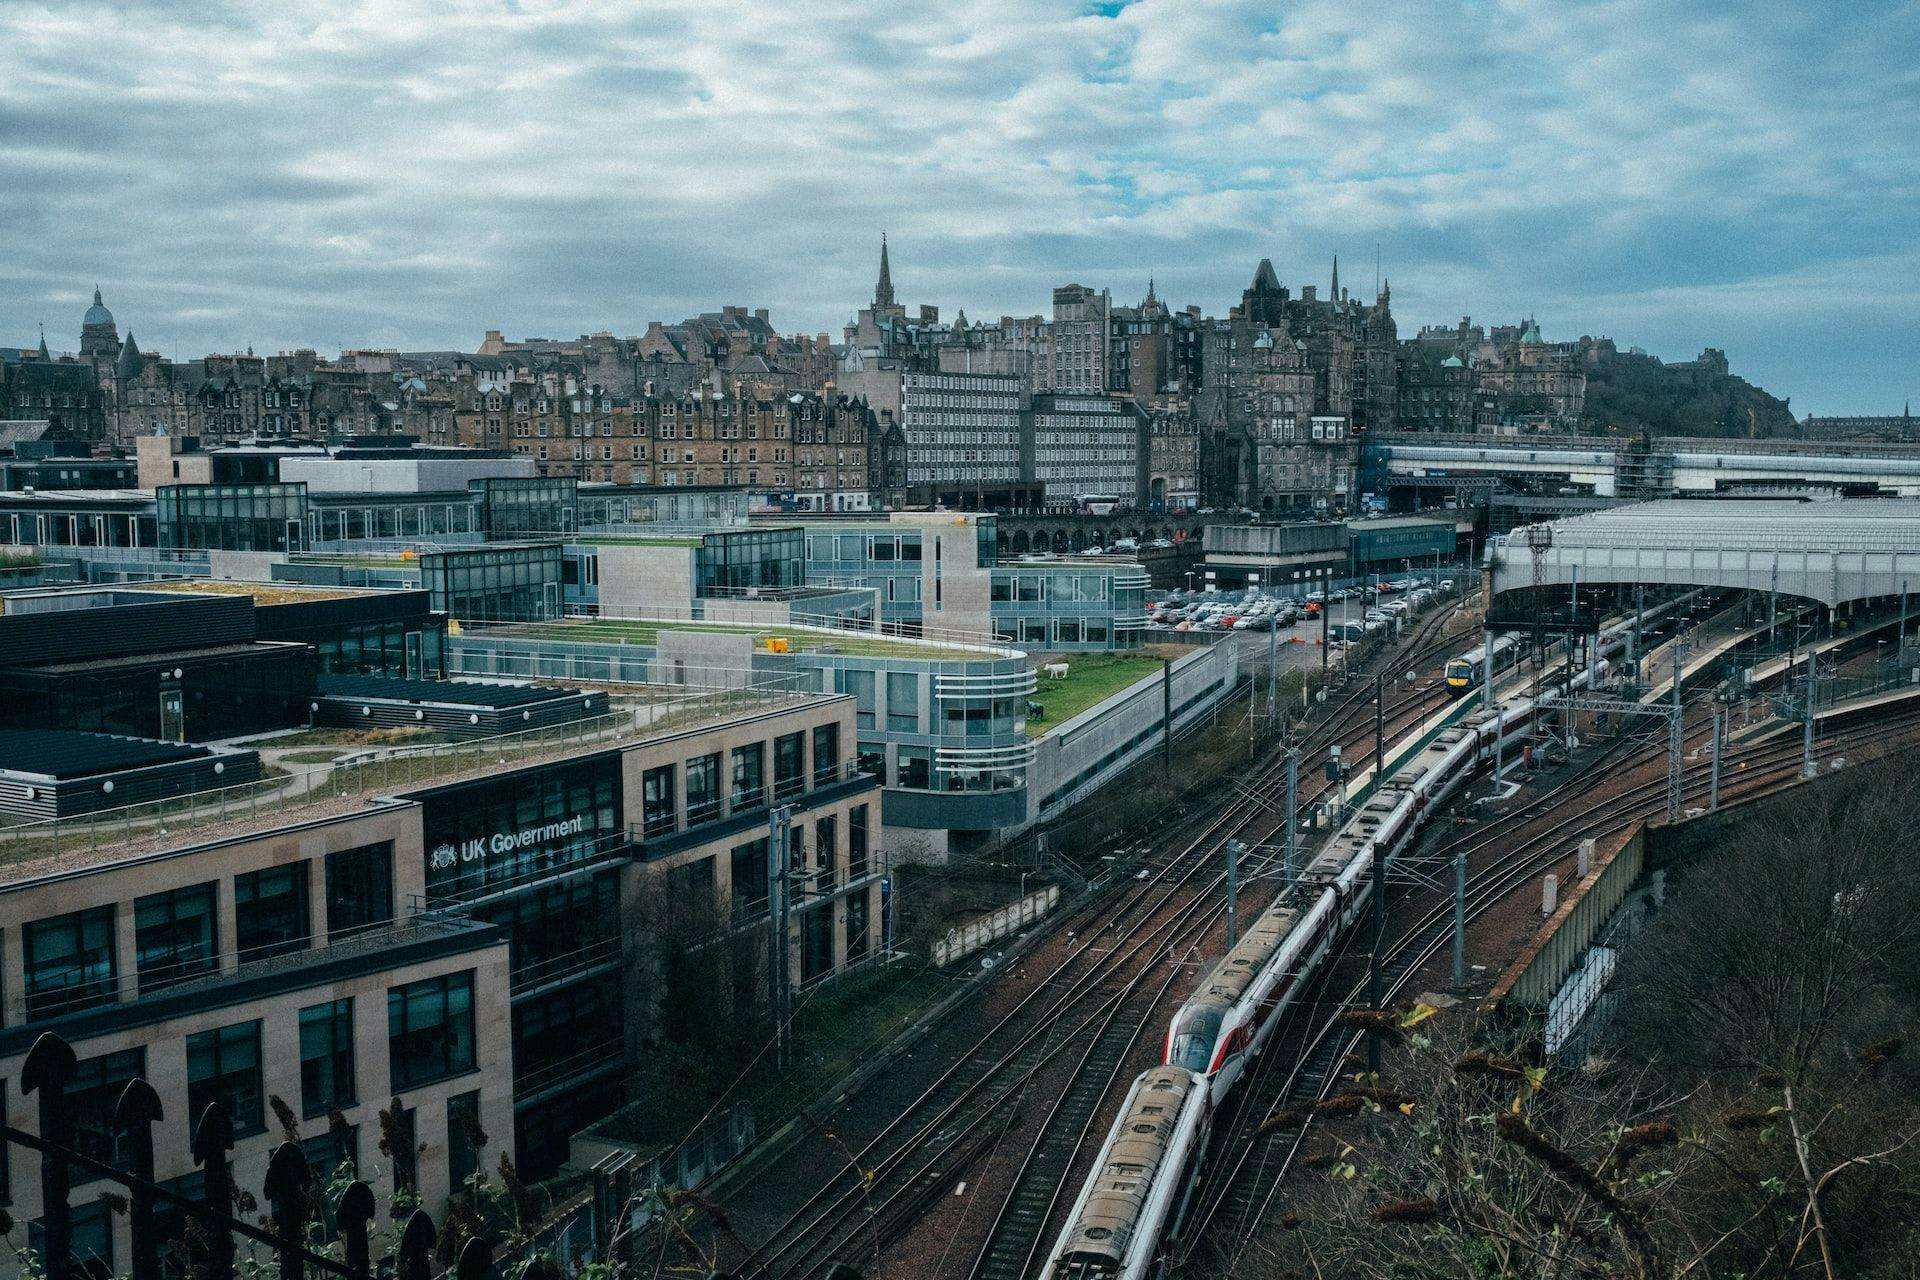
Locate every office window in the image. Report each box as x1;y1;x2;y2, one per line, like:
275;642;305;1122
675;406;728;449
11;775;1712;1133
187;1021;264;1138
811;722;840;783
886;673;919;732
448;1090;485;1193
773;732;805;800
23;906;117;1017
325;843;393;938
849;805;871;878
388;972;476;1090
730;837;770;923
642;762;677;838
133;884;217;990
685;753;721;824
68;1048;145;1174
235;865;310;962
31;1199;113;1280
730;742;765;809
299;999;357;1118
814;814;838;888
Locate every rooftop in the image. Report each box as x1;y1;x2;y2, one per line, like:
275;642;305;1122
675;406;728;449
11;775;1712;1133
0;729;209;780
484;616;1004;661
316;672;592;709
139;578;376;605
0;683;833;875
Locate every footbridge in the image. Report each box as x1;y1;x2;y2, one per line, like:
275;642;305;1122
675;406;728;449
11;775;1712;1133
1488;499;1920;607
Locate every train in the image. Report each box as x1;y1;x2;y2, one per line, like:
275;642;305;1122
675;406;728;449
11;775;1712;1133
1040;591;1703;1280
1444;602;1682;693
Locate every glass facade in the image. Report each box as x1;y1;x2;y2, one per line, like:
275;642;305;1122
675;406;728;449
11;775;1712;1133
419;755;623;900
0;643;320;741
696;527;805;595
388;971;477;1090
187;1020;265;1138
156;483;309;552
474;476;576;537
420;544;564;622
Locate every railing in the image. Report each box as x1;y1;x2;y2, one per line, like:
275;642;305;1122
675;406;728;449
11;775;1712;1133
4;1031;497;1280
0;687;814;864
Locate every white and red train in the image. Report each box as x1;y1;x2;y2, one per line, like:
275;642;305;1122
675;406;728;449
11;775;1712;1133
1040;593;1703;1280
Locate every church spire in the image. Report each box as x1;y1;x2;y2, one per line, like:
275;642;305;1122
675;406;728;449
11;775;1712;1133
36;324;49;361
874;233;895;309
1330;254;1339;304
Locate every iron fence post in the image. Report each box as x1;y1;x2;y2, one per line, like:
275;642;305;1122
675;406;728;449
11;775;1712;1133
192;1101;237;1280
265;1141;313;1280
23;1033;78;1280
113;1078;165;1280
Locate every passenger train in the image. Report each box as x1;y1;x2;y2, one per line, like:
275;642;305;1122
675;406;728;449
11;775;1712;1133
1041;591;1704;1280
1444;602;1676;693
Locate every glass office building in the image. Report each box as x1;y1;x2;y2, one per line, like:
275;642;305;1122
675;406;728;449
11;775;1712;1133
156;483;310;552
696;527;806;595
419;545;564;622
473;477;575;538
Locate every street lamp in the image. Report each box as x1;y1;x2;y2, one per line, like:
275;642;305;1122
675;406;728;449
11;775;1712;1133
1184;570;1196;592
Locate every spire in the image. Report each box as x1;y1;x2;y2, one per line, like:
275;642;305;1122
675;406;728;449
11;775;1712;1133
93;286;102;307
36;324;49;361
1330;254;1339;304
1146;275;1157;304
874;233;895;309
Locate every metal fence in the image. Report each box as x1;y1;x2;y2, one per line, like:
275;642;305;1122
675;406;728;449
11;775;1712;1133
5;1031;495;1280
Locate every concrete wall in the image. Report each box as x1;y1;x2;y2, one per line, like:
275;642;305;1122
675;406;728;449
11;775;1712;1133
1027;640;1242;821
279;455;534;495
596;543;697;618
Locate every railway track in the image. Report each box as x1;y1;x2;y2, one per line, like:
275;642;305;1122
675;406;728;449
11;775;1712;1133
728;604;1483;1277
1180;697;1920;1274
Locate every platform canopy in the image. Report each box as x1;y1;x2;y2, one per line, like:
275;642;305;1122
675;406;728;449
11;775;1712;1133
1489;499;1920;607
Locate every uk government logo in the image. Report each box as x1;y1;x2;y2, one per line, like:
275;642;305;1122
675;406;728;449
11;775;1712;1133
430;815;588;870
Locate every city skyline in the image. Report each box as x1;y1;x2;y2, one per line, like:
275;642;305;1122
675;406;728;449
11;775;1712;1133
3;0;1916;415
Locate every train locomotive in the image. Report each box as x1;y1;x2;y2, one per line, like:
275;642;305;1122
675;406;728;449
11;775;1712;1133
1041;592;1702;1280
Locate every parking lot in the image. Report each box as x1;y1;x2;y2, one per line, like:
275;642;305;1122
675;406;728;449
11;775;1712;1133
1145;575;1462;672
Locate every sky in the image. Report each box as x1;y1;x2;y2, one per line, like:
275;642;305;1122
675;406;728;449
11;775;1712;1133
1;0;1915;415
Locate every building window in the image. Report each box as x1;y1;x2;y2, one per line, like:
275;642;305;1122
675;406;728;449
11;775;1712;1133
849;805;871;879
68;1048;145;1176
31;1198;113;1280
448;1090;485;1193
235;865;310;962
325;843;393;938
773;732;805;800
814;814;838;888
642;762;677;838
886;673;920;732
730;837;770;923
299;999;357;1118
23;905;118;1017
388;971;477;1090
187;1020;264;1139
730;743;765;810
133;883;218;991
812;722;840;784
685;753;721;825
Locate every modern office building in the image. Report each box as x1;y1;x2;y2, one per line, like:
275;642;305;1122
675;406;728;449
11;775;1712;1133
0;595;883;1274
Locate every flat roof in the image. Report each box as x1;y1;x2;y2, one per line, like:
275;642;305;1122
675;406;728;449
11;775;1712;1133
0;729;208;780
317;673;592;709
140;579;377;605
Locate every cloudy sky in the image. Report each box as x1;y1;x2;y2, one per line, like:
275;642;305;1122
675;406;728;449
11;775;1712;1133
2;0;1914;413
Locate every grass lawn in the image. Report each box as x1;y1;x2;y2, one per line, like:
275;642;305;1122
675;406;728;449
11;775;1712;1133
497;618;989;660
1025;651;1167;734
572;534;703;547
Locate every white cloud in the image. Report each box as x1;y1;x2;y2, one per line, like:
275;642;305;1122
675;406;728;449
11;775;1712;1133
0;0;1913;410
